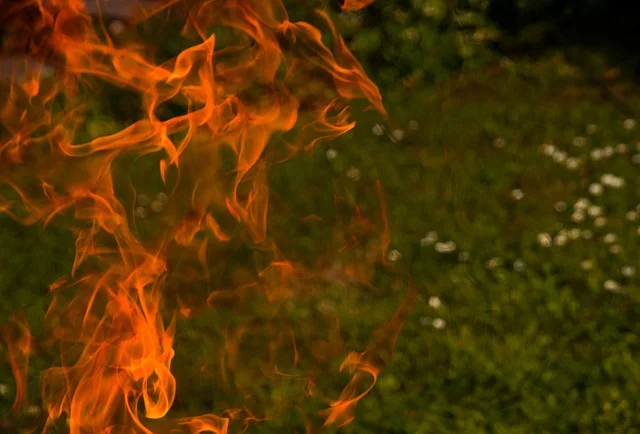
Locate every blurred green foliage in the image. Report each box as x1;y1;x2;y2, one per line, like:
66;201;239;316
333;0;497;88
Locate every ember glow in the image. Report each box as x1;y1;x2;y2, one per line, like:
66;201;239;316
0;1;414;432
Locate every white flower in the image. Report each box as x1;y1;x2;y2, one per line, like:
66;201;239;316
150;200;164;213
609;245;621;255
612;178;625;188
136;193;151;206
621;265;636;277
571;211;585;223
594;217;607;228
601;174;625;188
435;241;457;253
408;120;419;130
580;260;594;270
542;143;556;156
346;167;361;181
428;296;442;309
604;279;621;292
432;318;447;330
602;146;614;157
156;192;169;204
387;249;402;262
586;124;598;135
632;154;640;165
554;201;568;212
590;148;603;161
109;20;126;35
603;233;617;244
552;151;568;163
486;257;503;269
610;177;625;188
420;231;438;246
568;228;581;240
511;189;524;200
391;129;405;142
574;198;590;210
134;207;148;219
372;124;385;136
493;137;505;148
624;118;636;130
537;233;552;247
566;157;581;170
587;206;602;218
588;183;603;196
572;136;587;147
600;174;614;185
326;148;338;160
582;229;593;239
554;234;568;246
616;143;628;154
626;211;638;221
513;259;526;272
458;251;470;262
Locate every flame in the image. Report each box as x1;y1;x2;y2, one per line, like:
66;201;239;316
339;0;375;12
323;284;417;426
0;0;414;432
1;313;32;414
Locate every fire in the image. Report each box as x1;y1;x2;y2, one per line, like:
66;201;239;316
0;0;413;432
1;313;32;414
339;0;375;12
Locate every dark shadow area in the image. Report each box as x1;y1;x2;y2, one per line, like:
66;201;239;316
486;1;640;77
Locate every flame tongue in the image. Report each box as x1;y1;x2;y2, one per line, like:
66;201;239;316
0;1;413;433
340;0;375;12
39;252;174;432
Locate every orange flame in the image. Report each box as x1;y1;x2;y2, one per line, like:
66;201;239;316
1;313;32;414
323;284;417;426
0;0;415;432
340;0;375;12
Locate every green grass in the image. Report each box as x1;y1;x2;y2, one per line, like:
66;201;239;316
265;53;640;433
